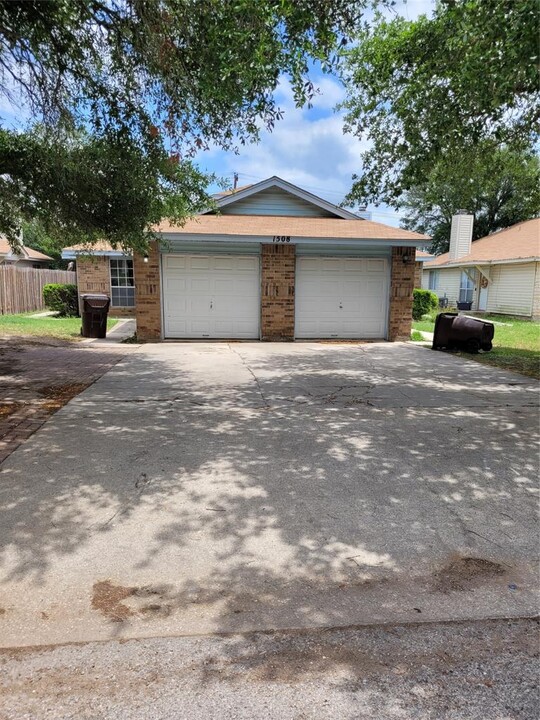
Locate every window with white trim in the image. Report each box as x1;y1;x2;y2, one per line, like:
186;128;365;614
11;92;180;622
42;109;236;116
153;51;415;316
110;258;135;306
459;270;474;303
428;270;439;291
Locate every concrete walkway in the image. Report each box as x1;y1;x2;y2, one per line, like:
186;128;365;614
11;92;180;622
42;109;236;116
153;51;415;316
81;317;137;345
0;342;538;648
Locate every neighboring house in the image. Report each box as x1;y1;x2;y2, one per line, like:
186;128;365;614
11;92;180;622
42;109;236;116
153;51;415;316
0;238;53;268
415;250;435;287
422;216;540;319
62;176;428;339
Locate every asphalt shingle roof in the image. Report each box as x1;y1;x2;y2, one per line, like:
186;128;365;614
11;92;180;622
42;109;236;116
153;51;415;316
429;218;540;267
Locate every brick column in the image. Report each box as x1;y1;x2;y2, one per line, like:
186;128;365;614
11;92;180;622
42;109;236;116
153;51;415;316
134;241;162;341
261;244;295;341
388;246;416;341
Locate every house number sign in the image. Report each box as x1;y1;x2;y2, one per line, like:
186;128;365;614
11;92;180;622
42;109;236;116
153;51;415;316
272;235;291;243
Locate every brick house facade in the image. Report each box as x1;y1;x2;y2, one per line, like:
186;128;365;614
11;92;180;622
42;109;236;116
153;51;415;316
75;254;135;318
64;177;428;342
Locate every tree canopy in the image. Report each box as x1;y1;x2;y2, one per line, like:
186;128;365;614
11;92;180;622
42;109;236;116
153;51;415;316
340;0;540;207
401;147;540;255
0;0;364;251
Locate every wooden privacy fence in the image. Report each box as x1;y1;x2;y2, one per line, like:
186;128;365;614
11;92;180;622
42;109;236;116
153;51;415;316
0;266;77;314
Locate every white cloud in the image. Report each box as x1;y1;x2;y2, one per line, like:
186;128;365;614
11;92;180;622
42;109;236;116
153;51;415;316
378;0;434;21
202;77;366;206
309;76;346;110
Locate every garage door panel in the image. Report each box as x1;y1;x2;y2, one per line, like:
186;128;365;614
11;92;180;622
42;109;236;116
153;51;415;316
366;259;385;273
295;256;388;339
189;256;211;270
165;256;187;270
163;254;260;339
165;276;186;290
235;257;259;271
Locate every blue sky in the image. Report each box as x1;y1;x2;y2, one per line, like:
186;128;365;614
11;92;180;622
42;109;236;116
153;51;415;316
200;0;434;226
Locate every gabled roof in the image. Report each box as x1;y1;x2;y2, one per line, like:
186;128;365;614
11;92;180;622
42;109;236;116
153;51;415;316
213;184;252;198
0;238;52;262
428;218;540;268
206;176;359;220
157;214;428;242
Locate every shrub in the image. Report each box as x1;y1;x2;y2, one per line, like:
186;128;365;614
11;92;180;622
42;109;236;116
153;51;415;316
42;283;79;317
412;288;438;320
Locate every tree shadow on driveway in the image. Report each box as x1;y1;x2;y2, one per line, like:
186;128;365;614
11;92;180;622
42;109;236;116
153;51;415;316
0;342;538;646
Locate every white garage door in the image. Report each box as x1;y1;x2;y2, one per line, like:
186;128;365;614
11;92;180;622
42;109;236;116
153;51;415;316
295;257;389;338
162;254;260;338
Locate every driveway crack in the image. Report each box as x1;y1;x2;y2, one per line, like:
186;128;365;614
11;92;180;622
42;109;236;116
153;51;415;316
227;344;270;408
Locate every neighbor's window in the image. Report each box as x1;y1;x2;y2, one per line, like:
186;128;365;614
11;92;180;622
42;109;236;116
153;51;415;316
459;271;474;303
428;270;439;291
110;258;135;307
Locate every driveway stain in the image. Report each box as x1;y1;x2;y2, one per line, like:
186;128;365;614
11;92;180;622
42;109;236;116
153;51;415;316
92;581;175;622
91;580;136;622
433;556;505;593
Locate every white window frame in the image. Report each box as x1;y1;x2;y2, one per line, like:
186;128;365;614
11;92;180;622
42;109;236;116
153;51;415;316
110;257;135;307
428;270;439;291
459;270;474;304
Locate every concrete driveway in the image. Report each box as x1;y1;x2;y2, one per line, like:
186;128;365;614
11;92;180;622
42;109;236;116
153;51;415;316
0;342;538;647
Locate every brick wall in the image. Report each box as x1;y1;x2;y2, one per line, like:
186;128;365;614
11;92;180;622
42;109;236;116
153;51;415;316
261;244;295;341
134;241;162;340
75;256;135;317
389;246;416;341
76;256;110;299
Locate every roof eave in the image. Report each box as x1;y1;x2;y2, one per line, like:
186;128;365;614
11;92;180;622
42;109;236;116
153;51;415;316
432;256;540;269
61;249;130;259
159;232;428;247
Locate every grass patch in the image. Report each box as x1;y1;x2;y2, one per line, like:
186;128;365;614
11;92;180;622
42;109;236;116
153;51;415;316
0;313;118;341
414;319;437;333
410;330;425;342
413;311;540;379
463;346;540;378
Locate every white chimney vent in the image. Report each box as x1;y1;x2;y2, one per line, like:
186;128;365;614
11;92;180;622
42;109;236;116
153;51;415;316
449;211;474;261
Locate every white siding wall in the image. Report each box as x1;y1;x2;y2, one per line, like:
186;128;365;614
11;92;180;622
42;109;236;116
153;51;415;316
219;188;335;217
423;267;461;304
486;262;536;316
532;263;540;320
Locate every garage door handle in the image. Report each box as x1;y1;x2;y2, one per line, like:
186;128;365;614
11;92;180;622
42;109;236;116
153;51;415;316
210;300;213;309
339;302;343;309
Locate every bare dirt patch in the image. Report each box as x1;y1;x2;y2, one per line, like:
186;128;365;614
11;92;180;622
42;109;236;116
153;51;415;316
91;580;136;622
433;556;505;593
37;383;90;410
0;403;20;419
91;581;175;622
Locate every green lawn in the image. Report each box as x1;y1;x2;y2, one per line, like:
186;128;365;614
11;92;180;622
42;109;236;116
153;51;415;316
413;311;540;379
0;313;118;341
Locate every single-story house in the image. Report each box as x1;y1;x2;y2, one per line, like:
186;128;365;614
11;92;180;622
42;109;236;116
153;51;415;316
62;176;428;341
0;238;53;268
422;216;540;319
